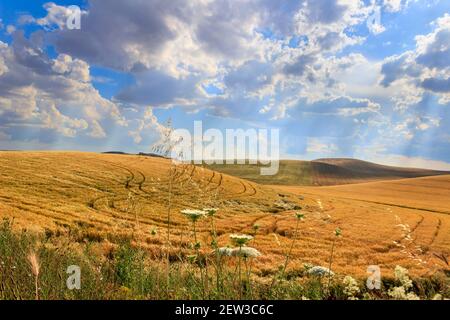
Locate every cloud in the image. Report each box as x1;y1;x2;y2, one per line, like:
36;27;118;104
116;69;201;107
36;3;86;30
127;108;166;145
37;1;373;104
379;13;450;107
384;0;402;12
3;0;447;162
0;32;127;142
421;77;450;93
306;138;339;154
415;14;450;70
365;154;450;171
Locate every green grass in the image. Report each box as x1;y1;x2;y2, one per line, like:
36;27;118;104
207;161;313;186
1;218;448;300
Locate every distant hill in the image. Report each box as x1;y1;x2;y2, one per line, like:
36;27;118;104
206;158;449;186
102;151;129;155
102;151;165;158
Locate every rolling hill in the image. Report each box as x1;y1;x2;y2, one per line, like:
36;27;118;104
0;151;449;277
207;158;449;186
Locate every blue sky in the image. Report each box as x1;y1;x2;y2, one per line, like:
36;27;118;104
0;0;449;169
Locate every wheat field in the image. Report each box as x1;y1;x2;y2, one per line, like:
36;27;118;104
0;151;449;280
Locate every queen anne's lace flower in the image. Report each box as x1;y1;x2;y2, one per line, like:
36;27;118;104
215;247;233;257
307;266;334;277
229;234;253;246
231;247;261;258
181;209;206;222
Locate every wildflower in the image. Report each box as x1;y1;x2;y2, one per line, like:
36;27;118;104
150;227;157;236
343;275;360;300
405;292;420;300
394;265;413;289
388;266;419;300
231;247;261;258
388;286;406;299
307;266;334;277
215;247;234;257
230;234;253;246
203;208;218;216
181;209;206;222
388;286;419;300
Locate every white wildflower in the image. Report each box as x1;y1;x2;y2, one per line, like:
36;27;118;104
215;247;234;257
394;265;413;290
388;286;408;299
307;266;334;277
405;292;420;300
181;209;206;222
230;234;253;246
388;266;419;300
231;247;261;258
343;275;360;300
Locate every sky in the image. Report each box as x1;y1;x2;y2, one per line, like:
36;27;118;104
0;0;449;169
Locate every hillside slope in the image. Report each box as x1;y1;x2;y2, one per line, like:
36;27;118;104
207;158;448;186
0;151;294;233
0;152;449;276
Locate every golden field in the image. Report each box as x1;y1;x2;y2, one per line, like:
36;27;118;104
0;151;449;279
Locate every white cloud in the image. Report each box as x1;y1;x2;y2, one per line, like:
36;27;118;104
36;3;86;30
367;154;450;171
380;13;450;108
0;35;127;140
306;138;339;154
383;0;402;12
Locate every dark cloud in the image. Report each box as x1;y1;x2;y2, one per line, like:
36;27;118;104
304;0;348;24
283;54;317;76
416;28;450;69
50;0;187;71
224;61;273;92
421;77;450;93
115;70;200;106
291;97;380;116
12;30;54;75
380;17;450;94
380;54;421;87
0;32;126;140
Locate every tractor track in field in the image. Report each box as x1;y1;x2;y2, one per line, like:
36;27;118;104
222;180;257;199
0;195;81;222
297;191;450;215
411;215;425;233
204;172;224;193
393;213;423;247
429;218;441;246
